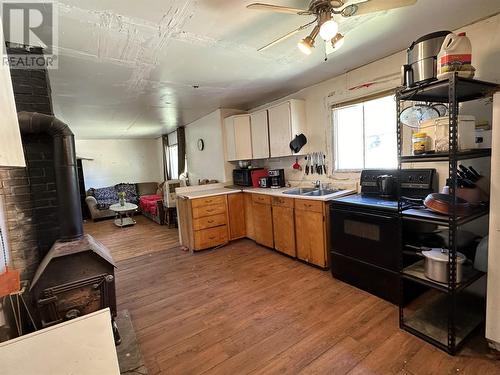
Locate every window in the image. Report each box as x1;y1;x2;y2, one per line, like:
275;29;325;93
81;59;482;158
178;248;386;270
333;95;397;171
164;131;179;180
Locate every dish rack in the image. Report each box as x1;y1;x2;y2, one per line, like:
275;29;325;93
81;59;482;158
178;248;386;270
395;74;499;354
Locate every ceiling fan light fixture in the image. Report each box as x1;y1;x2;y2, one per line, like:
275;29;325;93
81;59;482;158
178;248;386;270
297;25;319;55
298;38;314;55
331;33;345;50
318;11;338;41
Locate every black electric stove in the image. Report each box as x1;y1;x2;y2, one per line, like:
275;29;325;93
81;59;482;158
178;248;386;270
330;169;436;304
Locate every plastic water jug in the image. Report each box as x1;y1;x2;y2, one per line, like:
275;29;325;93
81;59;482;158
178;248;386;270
437;32;475;80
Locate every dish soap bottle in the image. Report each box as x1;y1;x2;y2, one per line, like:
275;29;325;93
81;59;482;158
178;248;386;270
437;32;475;80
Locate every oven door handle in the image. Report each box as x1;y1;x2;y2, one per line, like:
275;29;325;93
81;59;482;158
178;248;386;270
332;208;395;222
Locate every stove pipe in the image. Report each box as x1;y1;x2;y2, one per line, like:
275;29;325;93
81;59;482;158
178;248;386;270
18;111;84;241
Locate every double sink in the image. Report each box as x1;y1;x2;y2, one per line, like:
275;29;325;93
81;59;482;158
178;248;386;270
282;187;341;197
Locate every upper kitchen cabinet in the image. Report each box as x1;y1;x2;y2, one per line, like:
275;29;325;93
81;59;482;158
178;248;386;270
250;110;270;159
268;99;307;158
224;114;253;161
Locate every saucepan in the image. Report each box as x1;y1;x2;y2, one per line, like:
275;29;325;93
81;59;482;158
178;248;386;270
407;245;467;284
421;247;467;284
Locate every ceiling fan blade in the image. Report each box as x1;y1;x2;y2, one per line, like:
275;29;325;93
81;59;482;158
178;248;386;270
342;0;417;17
247;3;309;15
257;21;315;51
258;28;303;51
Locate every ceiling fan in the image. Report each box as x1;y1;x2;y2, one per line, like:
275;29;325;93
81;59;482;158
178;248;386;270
247;0;417;54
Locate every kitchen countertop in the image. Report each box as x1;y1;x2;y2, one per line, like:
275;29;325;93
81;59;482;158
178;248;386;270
176;187;242;199
177;186;355;201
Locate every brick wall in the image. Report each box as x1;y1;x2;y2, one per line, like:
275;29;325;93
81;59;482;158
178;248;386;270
0;44;58;281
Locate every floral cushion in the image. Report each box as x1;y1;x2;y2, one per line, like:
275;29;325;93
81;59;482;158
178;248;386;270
115;183;138;204
93;186;118;209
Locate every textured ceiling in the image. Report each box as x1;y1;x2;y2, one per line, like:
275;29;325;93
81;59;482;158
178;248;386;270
43;0;500;138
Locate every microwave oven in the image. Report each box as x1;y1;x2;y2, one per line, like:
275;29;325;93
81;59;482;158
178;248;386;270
233;168;265;187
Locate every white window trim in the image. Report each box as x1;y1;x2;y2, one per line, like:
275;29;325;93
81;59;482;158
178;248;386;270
332;92;396;172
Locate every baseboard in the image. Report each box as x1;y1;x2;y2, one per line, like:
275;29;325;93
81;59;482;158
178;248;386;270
487;339;500;354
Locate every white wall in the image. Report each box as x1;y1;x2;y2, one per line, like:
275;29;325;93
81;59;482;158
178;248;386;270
185;108;243;185
76;139;163;190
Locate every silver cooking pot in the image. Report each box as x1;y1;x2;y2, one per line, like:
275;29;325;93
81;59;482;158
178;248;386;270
421;248;466;284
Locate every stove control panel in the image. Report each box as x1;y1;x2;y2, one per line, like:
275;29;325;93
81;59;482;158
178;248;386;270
359;169;436;195
400;169;436;190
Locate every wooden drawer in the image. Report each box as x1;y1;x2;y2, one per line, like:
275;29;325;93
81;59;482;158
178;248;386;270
272;196;294;208
191;195;226;208
192;203;227;219
194;226;228;250
295;199;323;213
252;193;271;205
193;214;227;230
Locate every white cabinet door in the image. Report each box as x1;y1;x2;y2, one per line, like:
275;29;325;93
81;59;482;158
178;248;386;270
268;102;292;157
224;117;237;161
234;115;253;160
250;110;270;159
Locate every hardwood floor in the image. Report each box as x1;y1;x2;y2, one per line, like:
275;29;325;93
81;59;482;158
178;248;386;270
84;216;500;375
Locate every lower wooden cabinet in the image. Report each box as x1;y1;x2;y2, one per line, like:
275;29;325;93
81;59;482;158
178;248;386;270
177;195;229;251
179;192;330;268
272;197;295;257
227;193;246;240
244;193;255;240
252;194;273;248
295;199;328;268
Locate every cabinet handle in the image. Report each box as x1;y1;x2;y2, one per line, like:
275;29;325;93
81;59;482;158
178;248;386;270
206;199;213;203
206;209;214;212
207;220;214;223
209;236;216;240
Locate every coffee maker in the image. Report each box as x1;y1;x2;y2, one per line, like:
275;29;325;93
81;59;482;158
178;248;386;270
268;169;285;189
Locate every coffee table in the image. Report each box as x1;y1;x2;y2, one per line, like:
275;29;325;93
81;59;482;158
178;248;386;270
109;203;138;228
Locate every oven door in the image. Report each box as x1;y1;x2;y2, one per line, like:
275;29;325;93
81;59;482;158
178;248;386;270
330;205;400;271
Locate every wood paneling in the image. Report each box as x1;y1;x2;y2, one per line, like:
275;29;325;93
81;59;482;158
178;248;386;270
295;198;323;213
272;196;294;208
191;195;226;208
252;201;273;248
244;193;255;241
84;217;500;375
193;214;227;231
272;205;296;257
295;204;327;268
227;193;246;240
194;226;228;250
192;203;226;219
251;193;271;205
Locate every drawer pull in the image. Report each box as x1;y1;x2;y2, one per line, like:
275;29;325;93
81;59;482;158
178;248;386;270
206;209;214;212
206;199;212;203
209;236;216;240
207;220;214;223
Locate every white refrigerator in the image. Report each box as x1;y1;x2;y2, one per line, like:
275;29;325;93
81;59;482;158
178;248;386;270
487;92;500;351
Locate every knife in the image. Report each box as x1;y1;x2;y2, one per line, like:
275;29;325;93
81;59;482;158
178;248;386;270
323;153;327;174
305;155;309;175
468;166;481;179
459;165;477;182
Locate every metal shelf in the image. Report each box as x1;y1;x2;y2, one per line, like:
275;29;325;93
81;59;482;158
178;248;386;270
401;290;484;354
397;77;499;103
397;74;497;354
401;260;485;294
402;206;489;226
400;149;491;163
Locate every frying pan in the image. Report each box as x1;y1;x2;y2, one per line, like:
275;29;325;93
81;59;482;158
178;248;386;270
424;193;471;216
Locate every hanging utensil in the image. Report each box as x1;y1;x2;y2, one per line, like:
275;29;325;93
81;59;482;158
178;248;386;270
310;153;315;175
323;153;327;174
292;157;302;171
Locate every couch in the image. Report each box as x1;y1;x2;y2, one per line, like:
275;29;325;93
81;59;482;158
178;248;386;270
85;182;164;224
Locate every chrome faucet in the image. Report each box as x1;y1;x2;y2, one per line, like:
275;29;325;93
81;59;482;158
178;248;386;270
313;180;322;189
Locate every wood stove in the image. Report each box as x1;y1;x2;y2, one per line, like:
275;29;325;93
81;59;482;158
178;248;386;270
16;111;121;344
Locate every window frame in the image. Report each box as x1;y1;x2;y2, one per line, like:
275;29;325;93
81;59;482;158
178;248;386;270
332;90;396;172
